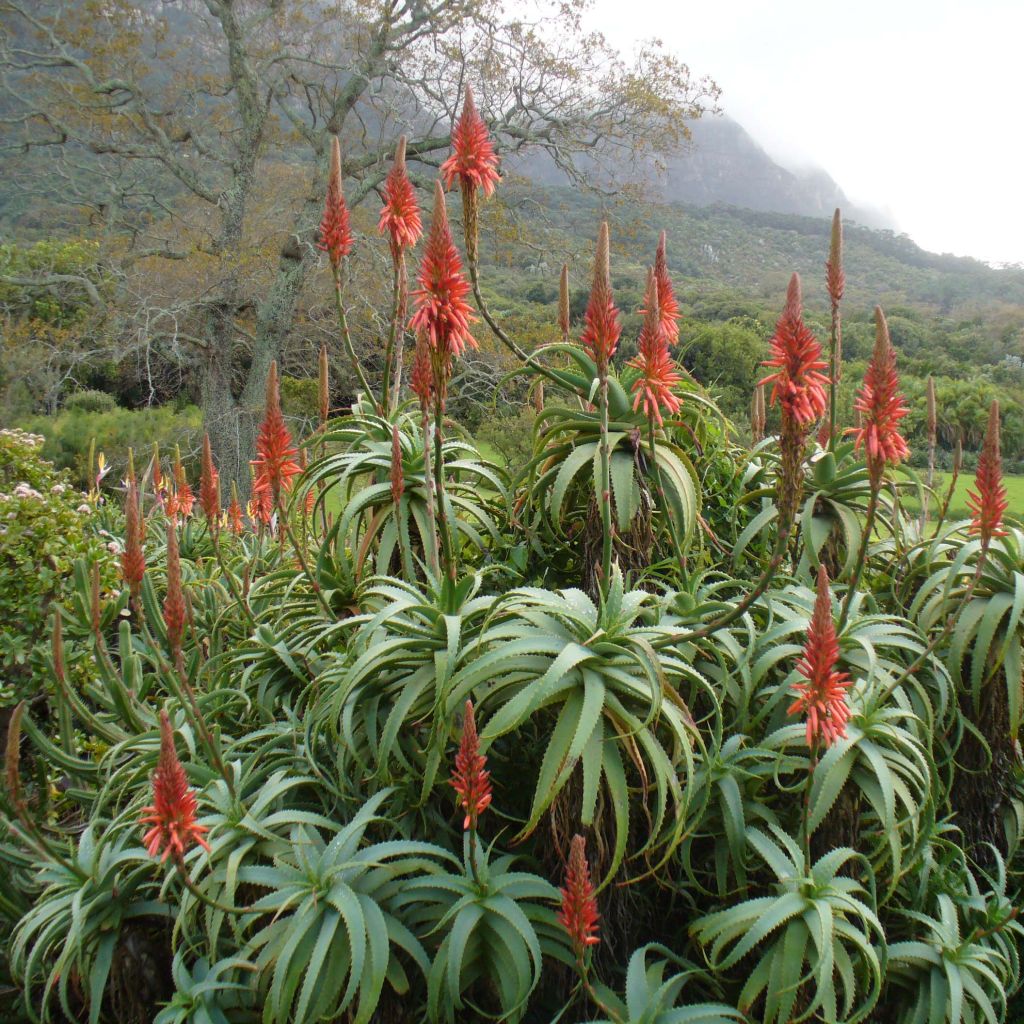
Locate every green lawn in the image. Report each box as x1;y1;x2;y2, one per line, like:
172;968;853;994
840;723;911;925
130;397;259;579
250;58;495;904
902;470;1024;521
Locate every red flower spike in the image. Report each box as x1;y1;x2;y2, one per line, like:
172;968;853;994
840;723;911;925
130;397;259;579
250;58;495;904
450;700;492;830
849;307;909;480
558;834;600;958
379;135;422;259
760;273;830;427
440;84;500;198
199;433;220;522
558;264;571;341
652;231;681;345
788;566;852;749
629;267;681;426
318;136;353;270
968;400;1009;547
409;181;478;360
163;518;186;668
251;361;301;510
390;425;405;506
122;456;146;598
227;481;245;536
173;448;195;518
410;329;434;411
580;222;621;376
826;209;845;307
141;710;210;863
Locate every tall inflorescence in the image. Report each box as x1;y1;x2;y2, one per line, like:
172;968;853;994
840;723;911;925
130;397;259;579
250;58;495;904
379;135;422;264
558;263;571;343
441;84;499;265
163;517;186;673
121;451;146;609
628;267;681;426
172;446;194;519
449;700;492;831
141;710;210;864
826;208;845;410
788;565;852;749
227;481;245;536
409;181;477;407
968;399;1009;550
318;136;353;274
558;834;600;961
199;433;220;525
251;361;301;519
849;308;909;489
390;425;405;507
580;222;621;381
760;273;829;531
318;344;330;427
750;383;766;443
653;231;681;345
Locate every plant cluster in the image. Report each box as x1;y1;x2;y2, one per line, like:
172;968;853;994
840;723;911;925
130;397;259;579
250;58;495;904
2;94;1023;1024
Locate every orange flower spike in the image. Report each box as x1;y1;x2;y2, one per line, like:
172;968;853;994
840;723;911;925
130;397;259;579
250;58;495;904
410;329;434;411
378;135;422;258
409;181;478;359
580;222;621;377
760;273;830;427
653;231;681;345
173;447;195;518
558;264;571;342
318;136;353;270
227;481;245;536
968;399;1009;548
121;451;146;600
628;267;681;426
141;710;210;864
788;566;852;749
440;84;500;198
390;425;405;506
163;517;186;669
251;361;301;509
450;700;492;830
199;433;220;523
558;834;600;959
849;308;910;481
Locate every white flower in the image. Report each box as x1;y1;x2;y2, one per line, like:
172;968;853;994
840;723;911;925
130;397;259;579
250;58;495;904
77;503;92;514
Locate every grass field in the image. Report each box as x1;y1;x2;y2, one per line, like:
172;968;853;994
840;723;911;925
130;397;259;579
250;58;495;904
902;470;1024;521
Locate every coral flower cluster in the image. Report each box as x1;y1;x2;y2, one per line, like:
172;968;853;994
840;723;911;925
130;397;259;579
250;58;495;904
121;458;146;602
378;135;422;258
968;400;1009;547
440;84;500;198
850;308;909;482
141;711;210;863
580;222;621;377
200;433;220;523
251;361;301;519
760;273;829;426
629;267;681;425
409;183;478;361
318;136;353;270
788;566;852;749
652;231;681;345
449;700;492;830
558;834;600;959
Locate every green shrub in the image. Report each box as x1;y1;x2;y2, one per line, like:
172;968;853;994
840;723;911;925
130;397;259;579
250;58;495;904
0;428;117;706
64;389;117;414
20;404;203;488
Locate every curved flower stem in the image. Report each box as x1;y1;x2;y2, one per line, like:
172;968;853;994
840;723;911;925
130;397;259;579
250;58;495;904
278;496;335;619
932;457;961;539
652;515;795;650
432;397;457;584
579;962;622;1024
468;260;569;391
598;374;613;589
332;266;378;410
802;743;818;867
209;527;255;631
838;483;880;631
420;410;441;579
382;258;402;414
648;420;687;571
828;297;841;452
175;861;250;915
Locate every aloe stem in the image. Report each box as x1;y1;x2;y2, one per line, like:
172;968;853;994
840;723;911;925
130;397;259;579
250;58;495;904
332;265;377;410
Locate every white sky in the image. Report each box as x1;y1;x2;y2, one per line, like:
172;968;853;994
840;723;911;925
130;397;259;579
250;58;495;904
590;0;1024;266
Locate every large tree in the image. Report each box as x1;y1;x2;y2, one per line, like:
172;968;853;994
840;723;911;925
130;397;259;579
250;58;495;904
0;0;718;491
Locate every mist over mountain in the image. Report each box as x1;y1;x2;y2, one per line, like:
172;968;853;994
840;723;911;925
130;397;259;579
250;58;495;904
510;115;894;231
